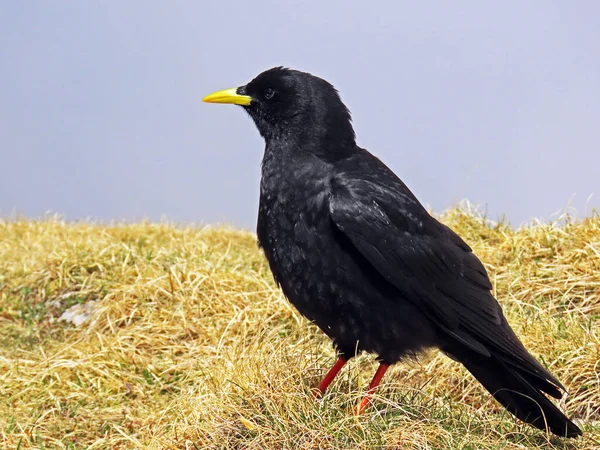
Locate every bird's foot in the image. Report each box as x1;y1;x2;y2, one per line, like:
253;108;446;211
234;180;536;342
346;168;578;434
354;395;371;415
311;387;323;399
354;362;390;415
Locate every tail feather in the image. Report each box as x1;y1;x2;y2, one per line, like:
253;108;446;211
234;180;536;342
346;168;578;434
496;354;563;399
455;352;581;438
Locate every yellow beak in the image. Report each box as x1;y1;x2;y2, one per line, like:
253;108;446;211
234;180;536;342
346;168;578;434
202;88;252;106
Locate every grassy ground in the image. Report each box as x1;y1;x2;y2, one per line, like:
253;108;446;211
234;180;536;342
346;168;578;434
0;209;598;449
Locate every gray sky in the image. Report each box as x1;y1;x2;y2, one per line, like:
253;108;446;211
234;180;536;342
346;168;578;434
1;1;599;229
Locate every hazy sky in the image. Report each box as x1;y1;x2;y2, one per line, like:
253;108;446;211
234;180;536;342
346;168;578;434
1;1;599;229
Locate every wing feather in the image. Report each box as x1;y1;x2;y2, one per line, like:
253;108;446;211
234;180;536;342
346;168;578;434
328;185;563;391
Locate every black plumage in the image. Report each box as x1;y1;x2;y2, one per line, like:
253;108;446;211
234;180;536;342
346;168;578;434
203;67;581;438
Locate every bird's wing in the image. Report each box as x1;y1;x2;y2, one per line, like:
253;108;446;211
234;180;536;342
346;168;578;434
328;180;563;391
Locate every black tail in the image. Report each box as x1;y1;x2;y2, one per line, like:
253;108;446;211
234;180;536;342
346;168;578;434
453;352;581;438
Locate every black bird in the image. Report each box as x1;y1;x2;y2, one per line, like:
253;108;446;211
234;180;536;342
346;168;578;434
203;67;581;438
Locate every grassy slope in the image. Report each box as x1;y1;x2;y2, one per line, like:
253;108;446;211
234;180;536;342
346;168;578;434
0;210;598;449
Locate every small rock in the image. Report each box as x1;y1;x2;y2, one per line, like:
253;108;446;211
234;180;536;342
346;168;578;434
59;301;98;327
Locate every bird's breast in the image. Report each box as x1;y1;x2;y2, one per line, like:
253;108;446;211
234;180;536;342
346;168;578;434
257;173;374;334
257;174;337;303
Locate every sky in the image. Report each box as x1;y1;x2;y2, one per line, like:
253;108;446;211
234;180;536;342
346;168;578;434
1;1;599;229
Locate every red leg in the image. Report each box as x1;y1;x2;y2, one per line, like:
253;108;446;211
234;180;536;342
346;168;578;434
312;357;348;397
355;363;390;414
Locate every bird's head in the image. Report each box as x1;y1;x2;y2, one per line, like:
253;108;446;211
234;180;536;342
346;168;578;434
203;67;355;153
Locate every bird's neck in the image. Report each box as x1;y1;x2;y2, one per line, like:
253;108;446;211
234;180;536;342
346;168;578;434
297;110;356;161
261;139;331;192
264;130;357;164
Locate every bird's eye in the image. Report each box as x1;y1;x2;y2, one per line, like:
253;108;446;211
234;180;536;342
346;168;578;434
264;88;276;100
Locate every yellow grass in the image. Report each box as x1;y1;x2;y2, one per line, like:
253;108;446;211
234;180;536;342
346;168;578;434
0;209;598;449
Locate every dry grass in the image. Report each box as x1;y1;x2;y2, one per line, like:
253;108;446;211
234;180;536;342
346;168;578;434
0;209;599;449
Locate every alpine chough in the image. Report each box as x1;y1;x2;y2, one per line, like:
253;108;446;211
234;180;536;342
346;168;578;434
203;67;581;438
